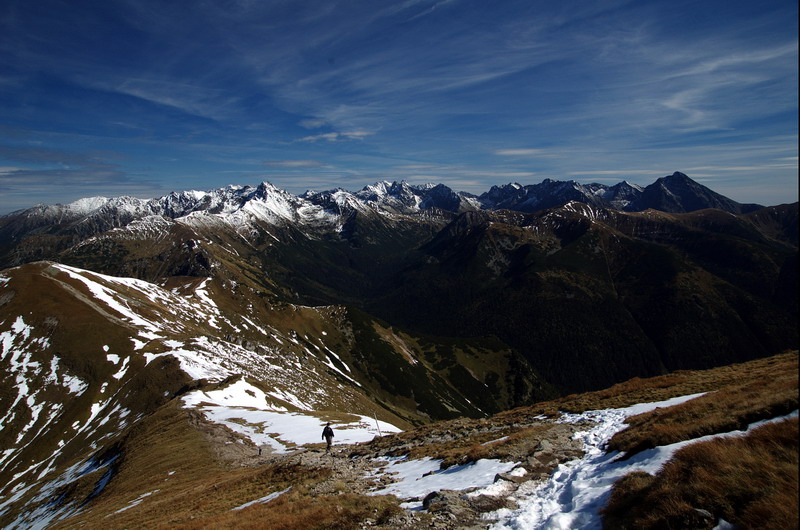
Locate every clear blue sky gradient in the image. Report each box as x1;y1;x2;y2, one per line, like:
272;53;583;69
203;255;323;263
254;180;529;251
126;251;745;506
1;0;797;214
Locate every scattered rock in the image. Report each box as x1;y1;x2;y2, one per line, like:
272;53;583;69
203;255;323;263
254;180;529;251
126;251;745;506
468;494;517;513
534;439;552;453
494;472;528;484
423;490;467;513
422;490;480;527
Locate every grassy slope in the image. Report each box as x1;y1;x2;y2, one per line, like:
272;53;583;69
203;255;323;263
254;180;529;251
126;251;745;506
52;352;797;529
51;400;403;529
607;354;798;456
602;418;798;529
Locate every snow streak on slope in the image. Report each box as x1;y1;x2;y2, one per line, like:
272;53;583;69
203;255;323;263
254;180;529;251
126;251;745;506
0;454;119;529
50;264;351;403
0;311;102;486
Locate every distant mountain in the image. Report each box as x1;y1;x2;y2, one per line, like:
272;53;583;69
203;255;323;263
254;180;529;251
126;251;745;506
0;172;770;269
476;179;633;212
1;173;794;391
476;172;762;214
627;171;762;214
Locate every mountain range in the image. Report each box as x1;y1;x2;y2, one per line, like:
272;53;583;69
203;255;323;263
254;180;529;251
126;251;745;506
0;171;797;526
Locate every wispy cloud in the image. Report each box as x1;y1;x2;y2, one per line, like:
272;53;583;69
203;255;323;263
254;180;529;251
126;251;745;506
263;160;325;168
568;170;667;176
299;118;327;129
494;149;550;157
0;0;795;211
297;131;374;143
0;145;164;212
105;78;241;123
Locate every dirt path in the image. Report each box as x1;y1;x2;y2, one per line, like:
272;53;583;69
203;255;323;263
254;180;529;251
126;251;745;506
192;409;592;528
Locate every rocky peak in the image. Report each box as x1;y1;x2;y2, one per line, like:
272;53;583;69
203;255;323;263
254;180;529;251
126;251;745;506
628;172;760;214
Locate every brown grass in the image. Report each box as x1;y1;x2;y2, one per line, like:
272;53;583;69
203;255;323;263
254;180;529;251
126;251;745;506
47;352;798;529
174;491;402;529
602;417;799;529
50;402;334;529
557;351;798;414
608;353;798;457
490;352;798;430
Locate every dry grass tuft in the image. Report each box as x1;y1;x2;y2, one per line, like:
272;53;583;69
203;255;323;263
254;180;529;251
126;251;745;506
602;417;799;529
557;351;798;414
608;353;798;457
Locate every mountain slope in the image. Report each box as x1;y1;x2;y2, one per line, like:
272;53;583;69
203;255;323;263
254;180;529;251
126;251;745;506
1;176;795;395
0;173;796;527
1;260;551;524
361;202;796;392
2;350;793;529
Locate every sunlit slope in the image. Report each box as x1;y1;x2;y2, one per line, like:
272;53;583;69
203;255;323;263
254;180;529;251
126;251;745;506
0;260;538;525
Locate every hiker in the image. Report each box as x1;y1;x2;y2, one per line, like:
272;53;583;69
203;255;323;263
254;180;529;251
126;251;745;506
322;422;334;452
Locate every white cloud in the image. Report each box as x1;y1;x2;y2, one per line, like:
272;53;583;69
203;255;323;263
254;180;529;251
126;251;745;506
297;133;339;143
494;149;549;156
676;44;797;78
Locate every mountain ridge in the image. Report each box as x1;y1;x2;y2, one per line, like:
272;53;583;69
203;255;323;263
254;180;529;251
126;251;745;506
0;171;768;227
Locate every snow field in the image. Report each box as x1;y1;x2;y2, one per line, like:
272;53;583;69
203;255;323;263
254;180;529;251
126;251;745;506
232;487;292;511
182;377;402;453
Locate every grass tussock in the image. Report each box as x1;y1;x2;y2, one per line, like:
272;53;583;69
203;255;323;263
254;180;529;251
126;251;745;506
174;490;402;530
608;353;798;457
602;417;799;529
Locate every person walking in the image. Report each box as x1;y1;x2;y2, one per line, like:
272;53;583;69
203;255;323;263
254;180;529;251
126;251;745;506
322;422;334;453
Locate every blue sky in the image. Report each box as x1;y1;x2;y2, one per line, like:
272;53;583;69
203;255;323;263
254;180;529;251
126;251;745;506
0;0;797;214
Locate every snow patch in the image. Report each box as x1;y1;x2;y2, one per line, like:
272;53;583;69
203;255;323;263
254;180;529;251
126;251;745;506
369;457;518;508
232;487;291;511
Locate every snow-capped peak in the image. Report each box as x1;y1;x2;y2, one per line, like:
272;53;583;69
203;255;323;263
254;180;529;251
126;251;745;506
68;197;112;214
